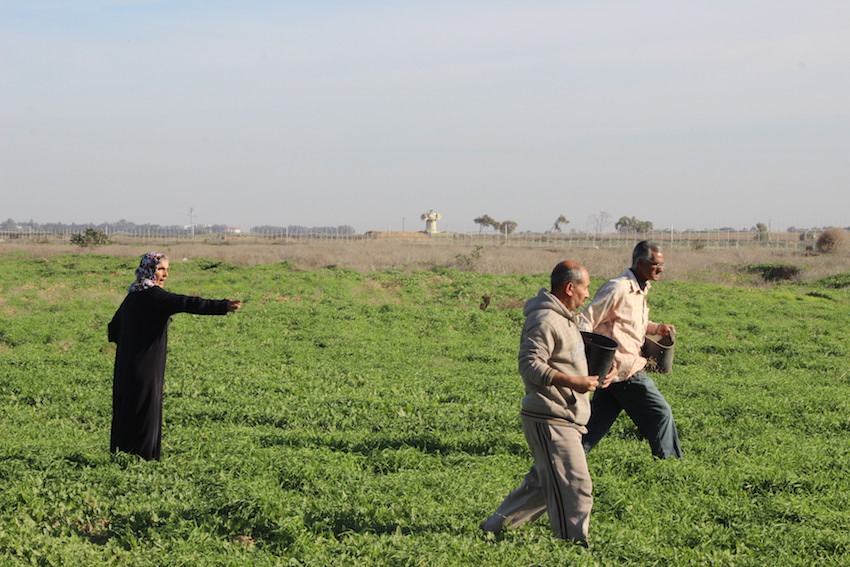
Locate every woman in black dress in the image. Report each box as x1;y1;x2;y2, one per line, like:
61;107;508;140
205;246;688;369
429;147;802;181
108;252;241;460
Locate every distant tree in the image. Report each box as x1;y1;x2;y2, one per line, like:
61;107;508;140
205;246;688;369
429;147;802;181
551;215;569;233
615;216;653;234
753;222;770;242
474;215;498;234
498;220;518;235
1;218;18;231
590;211;612;236
70;228;110;247
252;225;280;234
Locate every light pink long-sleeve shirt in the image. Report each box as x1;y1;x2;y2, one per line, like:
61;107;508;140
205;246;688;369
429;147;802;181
578;269;655;382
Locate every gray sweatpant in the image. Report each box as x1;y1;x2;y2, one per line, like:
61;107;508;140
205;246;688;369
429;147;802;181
482;417;593;541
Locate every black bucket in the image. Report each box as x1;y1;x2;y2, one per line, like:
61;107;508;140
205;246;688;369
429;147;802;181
581;331;619;382
642;334;675;373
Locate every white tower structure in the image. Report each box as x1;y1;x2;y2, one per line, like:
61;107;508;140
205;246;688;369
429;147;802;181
420;210;442;235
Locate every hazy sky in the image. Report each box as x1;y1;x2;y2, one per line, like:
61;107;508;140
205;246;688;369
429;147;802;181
2;1;848;233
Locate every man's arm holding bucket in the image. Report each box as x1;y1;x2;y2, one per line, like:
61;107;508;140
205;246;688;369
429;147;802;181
648;323;676;338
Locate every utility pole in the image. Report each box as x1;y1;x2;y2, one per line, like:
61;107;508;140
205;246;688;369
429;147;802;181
189;208;196;241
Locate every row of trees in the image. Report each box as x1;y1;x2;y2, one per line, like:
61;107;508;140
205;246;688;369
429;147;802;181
468;214;846;238
4;216;846;239
250;225;356;235
0;218;228;235
471;214;575;235
472;215;519;235
472;214;654;235
0;218;356;237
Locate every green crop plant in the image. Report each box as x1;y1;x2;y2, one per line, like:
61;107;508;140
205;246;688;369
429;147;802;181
1;253;849;565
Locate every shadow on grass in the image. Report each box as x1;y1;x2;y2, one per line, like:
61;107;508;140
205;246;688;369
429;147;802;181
258;431;528;457
75;502;301;553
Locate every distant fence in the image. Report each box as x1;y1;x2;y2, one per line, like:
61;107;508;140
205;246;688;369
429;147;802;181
0;228;818;252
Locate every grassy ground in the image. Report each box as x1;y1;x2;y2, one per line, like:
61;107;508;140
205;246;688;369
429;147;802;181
1;250;849;565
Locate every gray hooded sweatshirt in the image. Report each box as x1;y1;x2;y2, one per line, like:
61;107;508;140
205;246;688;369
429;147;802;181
518;288;591;430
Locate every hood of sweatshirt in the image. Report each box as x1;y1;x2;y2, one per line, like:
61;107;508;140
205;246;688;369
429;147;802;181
523;288;574;322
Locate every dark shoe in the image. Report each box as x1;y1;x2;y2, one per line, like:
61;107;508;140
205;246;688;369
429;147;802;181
479;514;505;535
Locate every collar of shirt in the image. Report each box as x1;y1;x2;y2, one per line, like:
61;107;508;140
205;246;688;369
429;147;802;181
626;268;652;294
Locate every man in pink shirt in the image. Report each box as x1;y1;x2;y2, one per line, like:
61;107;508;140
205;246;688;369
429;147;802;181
579;240;682;458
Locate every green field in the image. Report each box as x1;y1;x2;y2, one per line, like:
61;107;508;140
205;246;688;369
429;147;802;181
1;252;849;566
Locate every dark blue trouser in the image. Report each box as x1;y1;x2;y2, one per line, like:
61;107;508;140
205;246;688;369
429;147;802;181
582;371;682;459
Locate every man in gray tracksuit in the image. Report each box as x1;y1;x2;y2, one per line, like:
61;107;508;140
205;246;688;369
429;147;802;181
481;260;611;545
